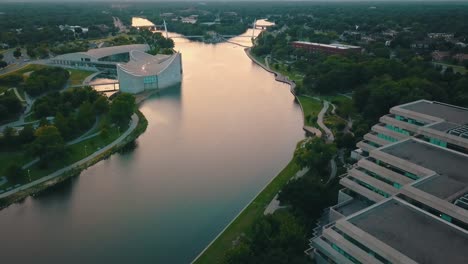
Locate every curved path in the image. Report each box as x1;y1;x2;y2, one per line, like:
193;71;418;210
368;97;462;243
317;100;335;143
0;114;138;199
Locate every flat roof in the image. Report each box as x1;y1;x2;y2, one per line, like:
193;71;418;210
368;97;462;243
292;41;361;50
400;100;468;125
381;139;468;185
349;199;468;264
427;121;460;132
414;174;467;200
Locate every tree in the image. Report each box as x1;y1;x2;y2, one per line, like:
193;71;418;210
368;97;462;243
93;96;109;114
54;112;71;140
0;61;7;69
109;93;135;127
76;101;94;130
13;48;21;58
30;126;65;166
6;164;24;184
18;124;35;145
294;138;336;172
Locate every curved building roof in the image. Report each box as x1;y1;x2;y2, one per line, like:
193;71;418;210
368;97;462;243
53;44;150;61
84;44;149;59
117;50;178;76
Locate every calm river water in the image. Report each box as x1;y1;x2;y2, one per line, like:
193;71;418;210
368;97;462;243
0;30;304;263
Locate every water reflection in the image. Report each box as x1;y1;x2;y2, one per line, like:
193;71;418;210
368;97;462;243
0;30;303;263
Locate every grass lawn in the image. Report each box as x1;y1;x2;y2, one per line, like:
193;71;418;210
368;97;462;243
68;68;95;86
0;64;46;78
0;122;122;192
271;62;304;84
0;150;36;189
194;158;301;264
28;125;122;180
297;95;322;126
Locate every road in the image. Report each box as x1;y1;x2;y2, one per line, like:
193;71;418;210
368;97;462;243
0;114;139;199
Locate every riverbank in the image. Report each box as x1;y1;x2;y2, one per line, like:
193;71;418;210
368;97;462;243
0;109;148;209
192;48;312;264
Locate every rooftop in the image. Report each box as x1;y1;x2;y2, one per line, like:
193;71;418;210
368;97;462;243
381;139;468;185
82;44;150;60
427;121;460;132
349;199;468;264
413;174;467;200
291;41;361;50
117;50;178;76
399;100;468;125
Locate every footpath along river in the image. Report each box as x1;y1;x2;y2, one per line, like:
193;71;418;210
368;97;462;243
0;29;304;263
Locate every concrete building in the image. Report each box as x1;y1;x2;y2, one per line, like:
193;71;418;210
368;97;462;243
356;100;468;156
117;51;182;94
50;44;182;94
291;41;362;55
308;100;468;264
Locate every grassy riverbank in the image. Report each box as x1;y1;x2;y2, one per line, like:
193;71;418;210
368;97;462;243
194;158;301;264
0;110;148;207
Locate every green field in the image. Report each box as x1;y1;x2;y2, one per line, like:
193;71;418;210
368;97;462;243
297;95;323;126
194;158;301;264
28;125;121;180
68;68;95;86
0;64;46;78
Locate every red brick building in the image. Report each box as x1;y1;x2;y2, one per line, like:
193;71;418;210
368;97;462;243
291;41;362;55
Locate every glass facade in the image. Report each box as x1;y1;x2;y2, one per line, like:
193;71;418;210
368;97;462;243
349;176;391;198
395;115;426;126
143;75;158;84
429;137;447;148
385;124;411;136
378;133;398;143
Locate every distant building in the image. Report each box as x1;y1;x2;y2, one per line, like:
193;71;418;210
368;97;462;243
50;44;182;94
428;33;454;40
453;53;468;63
308;100;468;264
291;41;362;55
410;40;430;49
432;51;450;61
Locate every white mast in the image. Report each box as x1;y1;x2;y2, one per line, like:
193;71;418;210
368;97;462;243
163;20;168;38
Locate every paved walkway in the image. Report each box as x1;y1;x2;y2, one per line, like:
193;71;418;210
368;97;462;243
0;114;138;199
317;100;335;143
264;167;309;215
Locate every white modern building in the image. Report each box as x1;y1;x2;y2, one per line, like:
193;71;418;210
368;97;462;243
117;50;182;94
50;44;182;94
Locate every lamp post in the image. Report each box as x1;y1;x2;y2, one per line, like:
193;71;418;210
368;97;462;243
28;169;31;182
85;145;87;156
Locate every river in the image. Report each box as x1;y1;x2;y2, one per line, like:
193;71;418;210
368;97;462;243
0;29;304;263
